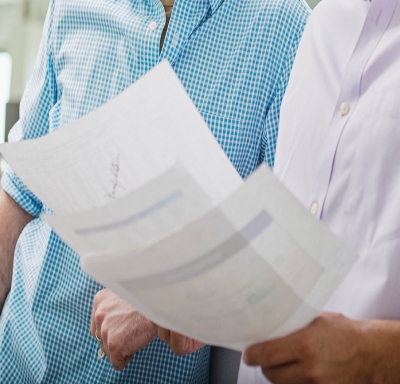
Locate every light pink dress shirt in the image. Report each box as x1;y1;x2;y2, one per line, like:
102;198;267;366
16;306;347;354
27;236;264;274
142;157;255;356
238;0;400;381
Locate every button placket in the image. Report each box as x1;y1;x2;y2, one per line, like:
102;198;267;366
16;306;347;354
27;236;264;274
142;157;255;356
157;0;210;65
310;0;396;221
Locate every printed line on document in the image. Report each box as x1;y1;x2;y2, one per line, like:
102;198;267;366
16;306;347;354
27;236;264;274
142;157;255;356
75;191;183;235
121;210;273;291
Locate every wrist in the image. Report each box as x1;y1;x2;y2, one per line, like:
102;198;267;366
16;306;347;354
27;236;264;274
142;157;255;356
356;320;379;384
357;319;400;384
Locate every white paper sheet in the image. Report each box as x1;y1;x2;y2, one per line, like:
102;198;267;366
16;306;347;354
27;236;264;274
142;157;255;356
0;60;242;214
1;60;358;350
46;164;357;351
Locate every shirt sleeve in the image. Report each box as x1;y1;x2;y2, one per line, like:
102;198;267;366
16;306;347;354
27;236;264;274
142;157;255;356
260;1;310;168
1;0;57;217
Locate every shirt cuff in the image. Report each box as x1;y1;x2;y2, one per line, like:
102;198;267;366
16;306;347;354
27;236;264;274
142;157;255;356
1;166;43;217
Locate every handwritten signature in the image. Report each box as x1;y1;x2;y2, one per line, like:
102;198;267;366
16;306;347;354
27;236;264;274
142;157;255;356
106;154;122;200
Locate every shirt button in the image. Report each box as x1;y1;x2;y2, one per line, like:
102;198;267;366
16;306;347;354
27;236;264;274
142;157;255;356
98;348;106;359
340;102;350;116
149;21;157;31
310;202;318;216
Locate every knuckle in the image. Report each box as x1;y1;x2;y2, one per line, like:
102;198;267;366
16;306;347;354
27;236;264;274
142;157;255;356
315;312;338;328
261;349;275;366
94;308;106;324
299;340;316;358
101;323;110;340
107;335;118;352
316;314;329;326
94;289;107;303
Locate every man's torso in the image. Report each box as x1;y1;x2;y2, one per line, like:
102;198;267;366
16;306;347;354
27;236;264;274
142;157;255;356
239;0;400;381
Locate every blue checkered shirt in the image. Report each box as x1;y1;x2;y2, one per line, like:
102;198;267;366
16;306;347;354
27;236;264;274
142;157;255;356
0;0;309;382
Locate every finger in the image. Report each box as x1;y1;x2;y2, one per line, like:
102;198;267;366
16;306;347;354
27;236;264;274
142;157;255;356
99;329;111;363
157;327;172;345
93;301;109;343
262;362;307;384
169;331;187;355
192;340;206;351
109;350;134;371
90;293;99;337
244;341;297;368
91;289;110;338
100;327;128;370
158;328;187;356
169;332;205;356
244;328;309;368
95;314;112;362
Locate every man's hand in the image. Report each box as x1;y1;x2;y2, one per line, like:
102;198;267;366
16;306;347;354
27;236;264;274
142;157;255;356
90;289;157;370
157;327;206;356
0;189;33;312
244;312;375;384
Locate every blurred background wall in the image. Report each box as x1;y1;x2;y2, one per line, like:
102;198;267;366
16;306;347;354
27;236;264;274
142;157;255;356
0;0;48;143
0;0;320;174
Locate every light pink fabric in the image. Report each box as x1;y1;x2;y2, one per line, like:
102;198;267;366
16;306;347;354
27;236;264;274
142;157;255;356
238;0;400;381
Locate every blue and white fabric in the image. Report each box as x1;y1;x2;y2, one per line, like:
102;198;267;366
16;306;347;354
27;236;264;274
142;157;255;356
0;0;309;382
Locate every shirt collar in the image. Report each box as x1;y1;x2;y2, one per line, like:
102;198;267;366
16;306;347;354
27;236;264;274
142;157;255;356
145;0;224;15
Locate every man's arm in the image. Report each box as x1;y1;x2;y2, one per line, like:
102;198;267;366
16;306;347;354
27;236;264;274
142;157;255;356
244;312;400;384
0;0;57;313
0;189;33;312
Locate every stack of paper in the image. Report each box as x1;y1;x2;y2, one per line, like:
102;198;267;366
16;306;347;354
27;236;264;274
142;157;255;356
0;61;357;350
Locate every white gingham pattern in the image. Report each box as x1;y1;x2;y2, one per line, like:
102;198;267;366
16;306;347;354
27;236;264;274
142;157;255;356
0;0;309;382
